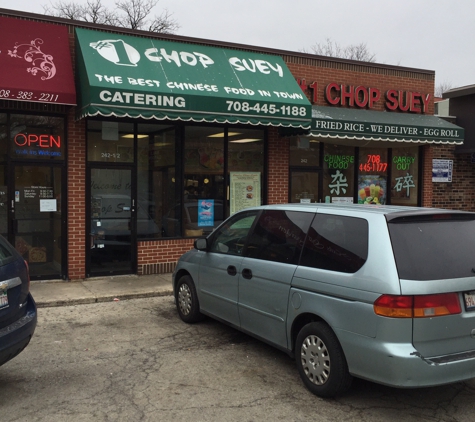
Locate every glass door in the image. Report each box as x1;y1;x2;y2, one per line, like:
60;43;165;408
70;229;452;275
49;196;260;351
87;167;136;276
12;165;65;279
289;170;320;204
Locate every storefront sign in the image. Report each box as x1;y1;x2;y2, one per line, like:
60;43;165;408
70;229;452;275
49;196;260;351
432;159;453;182
76;28;311;128
0;16;76;105
393;155;416;171
310;106;464;145
393;173;416;196
359;154;388;173
313;120;462;139
299;80;431;113
230;172;261;214
13;133;62;158
324;154;354;169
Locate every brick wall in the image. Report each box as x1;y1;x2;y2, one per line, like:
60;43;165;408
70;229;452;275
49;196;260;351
286;59;435;114
67;111;87;280
137;239;195;275
430;147;475;211
267;128;290;204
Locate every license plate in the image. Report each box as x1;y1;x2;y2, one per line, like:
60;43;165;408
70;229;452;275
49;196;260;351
463;290;475;311
0;291;8;309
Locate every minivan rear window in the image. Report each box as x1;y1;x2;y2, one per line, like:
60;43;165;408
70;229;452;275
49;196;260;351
388;214;475;280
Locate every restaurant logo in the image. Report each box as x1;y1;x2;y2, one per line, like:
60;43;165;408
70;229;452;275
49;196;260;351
89;39;140;67
8;38;56;80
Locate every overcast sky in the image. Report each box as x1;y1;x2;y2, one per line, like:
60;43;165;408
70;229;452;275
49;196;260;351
2;0;474;91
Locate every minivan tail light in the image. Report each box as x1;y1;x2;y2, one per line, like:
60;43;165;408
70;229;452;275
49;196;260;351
374;293;461;318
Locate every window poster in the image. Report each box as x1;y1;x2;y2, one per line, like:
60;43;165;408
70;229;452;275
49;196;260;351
357;175;387;205
198;199;214;227
230;172;261;214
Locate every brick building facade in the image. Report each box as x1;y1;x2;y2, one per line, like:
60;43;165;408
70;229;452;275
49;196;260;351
0;9;467;281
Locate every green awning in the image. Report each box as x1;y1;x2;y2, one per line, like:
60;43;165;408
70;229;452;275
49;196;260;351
75;28;311;128
310;106;464;144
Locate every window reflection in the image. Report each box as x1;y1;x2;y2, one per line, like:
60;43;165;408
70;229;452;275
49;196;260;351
87;121;134;163
91;122;265;239
137;124;176;239
228;129;264;173
183;127;224;236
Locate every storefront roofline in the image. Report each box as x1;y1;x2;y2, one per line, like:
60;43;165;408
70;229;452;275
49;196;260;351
0;8;435;78
443;84;475;99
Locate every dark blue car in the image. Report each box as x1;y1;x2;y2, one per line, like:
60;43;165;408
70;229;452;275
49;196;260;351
0;236;37;366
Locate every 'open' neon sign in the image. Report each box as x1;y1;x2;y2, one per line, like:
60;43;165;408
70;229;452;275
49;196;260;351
14;134;61;148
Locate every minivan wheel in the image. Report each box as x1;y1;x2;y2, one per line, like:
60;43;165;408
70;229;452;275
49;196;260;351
175;275;203;323
295;322;352;398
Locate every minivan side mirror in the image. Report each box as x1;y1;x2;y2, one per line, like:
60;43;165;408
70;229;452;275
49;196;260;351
194;238;208;251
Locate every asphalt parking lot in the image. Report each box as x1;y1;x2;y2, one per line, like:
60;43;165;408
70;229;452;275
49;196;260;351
1;296;474;422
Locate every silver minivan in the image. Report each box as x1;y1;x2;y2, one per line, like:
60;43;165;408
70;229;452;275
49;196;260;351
172;204;475;397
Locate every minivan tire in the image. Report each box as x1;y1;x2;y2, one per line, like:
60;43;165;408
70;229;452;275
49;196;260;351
296;322;352;398
175;275;203;323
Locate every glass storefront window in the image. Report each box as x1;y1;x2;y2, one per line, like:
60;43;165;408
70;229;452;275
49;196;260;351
323;144;355;203
357;148;388;205
87;121;134;163
137;123;176;238
290;137;320;167
183;127;225;236
90;121;265;239
390;147;419;206
228;129;264;172
228;128;265;214
10;114;65;161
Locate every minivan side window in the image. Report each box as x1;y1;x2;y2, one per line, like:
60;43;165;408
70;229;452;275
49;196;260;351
208;211;258;256
300;214;368;273
244;210;313;264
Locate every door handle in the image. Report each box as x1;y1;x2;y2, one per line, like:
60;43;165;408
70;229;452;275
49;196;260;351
242;268;252;280
227;265;237;276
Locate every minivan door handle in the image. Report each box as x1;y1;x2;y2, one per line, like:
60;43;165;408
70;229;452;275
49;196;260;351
242;268;252;280
227;265;237;276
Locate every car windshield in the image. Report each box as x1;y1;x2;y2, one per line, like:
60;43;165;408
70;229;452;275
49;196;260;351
388;214;475;280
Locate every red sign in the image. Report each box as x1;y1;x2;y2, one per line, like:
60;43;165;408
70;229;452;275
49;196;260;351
0;16;76;105
14;133;61;148
298;79;431;114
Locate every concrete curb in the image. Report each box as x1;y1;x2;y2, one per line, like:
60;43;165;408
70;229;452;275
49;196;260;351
30;274;174;308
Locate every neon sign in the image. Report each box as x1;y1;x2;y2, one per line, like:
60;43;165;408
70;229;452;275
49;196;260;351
324;154;354;169
359;154;388;172
14;133;61;148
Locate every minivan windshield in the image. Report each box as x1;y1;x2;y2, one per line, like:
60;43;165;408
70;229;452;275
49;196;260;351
388;214;475;280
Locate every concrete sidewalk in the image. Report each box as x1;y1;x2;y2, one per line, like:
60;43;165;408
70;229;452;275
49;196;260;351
30;273;174;308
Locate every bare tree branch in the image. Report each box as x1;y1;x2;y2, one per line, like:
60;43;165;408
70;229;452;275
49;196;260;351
306;37;376;63
42;0;179;33
43;1;84;20
435;81;453;97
